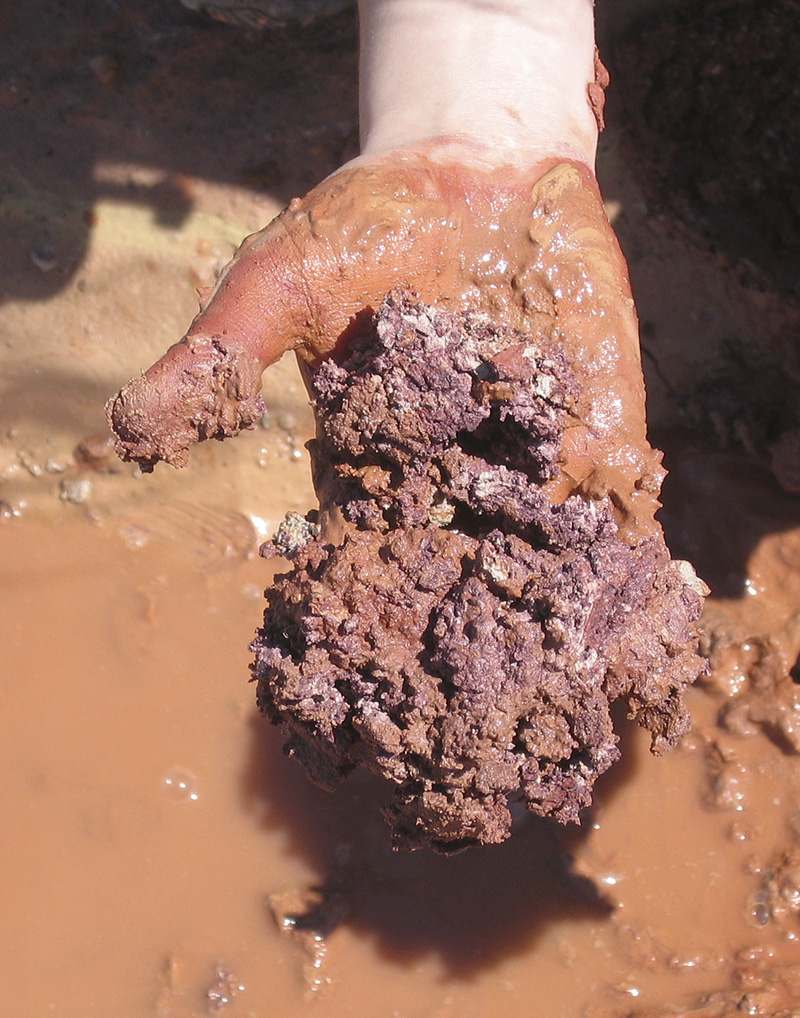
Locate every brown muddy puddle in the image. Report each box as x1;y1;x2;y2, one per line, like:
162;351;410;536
4;0;800;1014
3;448;800;1018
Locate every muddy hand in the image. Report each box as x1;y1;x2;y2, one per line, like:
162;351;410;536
107;0;660;539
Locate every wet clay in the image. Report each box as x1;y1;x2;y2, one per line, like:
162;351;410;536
4;497;800;1018
107;159;664;542
588;46;611;132
10;0;800;1012
609;445;800;1017
252;292;706;850
107;337;266;471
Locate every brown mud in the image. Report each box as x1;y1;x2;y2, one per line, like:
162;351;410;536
108;157;665;546
254;291;704;849
3;0;800;1016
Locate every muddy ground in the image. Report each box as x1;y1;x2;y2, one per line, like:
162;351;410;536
2;1;800;1016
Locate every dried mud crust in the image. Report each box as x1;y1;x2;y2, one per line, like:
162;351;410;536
613;0;800;298
252;292;707;852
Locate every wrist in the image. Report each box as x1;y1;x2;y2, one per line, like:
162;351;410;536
357;0;599;170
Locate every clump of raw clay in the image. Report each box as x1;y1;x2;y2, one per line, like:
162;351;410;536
252;291;706;852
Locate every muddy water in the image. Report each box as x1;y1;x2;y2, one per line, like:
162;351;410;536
4;1;800;1013
3;459;800;1018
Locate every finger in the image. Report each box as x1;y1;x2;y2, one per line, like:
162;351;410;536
106;210;311;470
186;206;314;367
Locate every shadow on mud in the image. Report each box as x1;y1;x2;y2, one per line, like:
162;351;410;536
238;703;649;976
0;0;358;305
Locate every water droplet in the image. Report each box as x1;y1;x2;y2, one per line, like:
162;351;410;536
162;767;199;801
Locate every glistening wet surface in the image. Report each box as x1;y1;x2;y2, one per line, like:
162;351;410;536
4;0;800;1013
3;472;800;1017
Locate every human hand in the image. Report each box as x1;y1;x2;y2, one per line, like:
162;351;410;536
107;0;661;541
106;0;707;849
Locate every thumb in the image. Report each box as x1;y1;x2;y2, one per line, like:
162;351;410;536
106;209;310;471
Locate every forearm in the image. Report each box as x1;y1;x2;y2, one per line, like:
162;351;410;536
358;0;599;168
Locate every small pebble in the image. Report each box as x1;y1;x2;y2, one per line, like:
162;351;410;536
59;478;92;504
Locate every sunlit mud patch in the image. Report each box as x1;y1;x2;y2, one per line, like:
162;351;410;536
253;292;707;850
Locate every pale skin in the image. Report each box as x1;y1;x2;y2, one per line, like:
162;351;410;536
109;0;662;541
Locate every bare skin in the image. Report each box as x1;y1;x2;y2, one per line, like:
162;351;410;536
107;0;663;541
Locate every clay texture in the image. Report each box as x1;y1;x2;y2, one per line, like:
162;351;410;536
106;336;266;471
251;292;706;851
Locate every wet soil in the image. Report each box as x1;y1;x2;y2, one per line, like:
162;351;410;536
4;508;800;1018
614;0;800;301
255;292;704;849
3;0;800;1015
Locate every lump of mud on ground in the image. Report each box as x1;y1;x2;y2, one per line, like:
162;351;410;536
630;942;800;1018
251;290;707;852
704;631;800;755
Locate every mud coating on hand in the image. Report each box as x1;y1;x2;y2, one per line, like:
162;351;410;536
587;47;610;132
251;292;706;851
106;336;266;471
